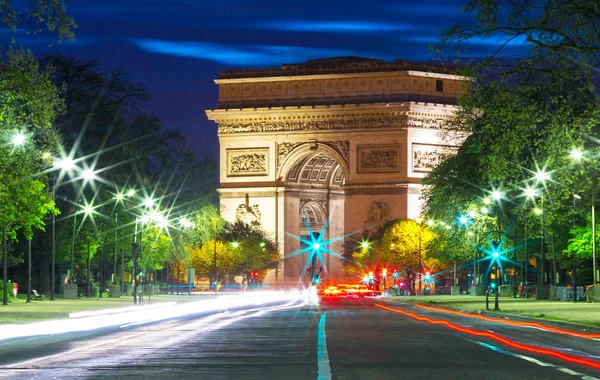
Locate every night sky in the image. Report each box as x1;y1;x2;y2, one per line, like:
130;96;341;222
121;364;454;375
7;0;530;159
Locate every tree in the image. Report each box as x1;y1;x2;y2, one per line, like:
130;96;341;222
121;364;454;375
439;0;600;68
222;221;278;286
0;49;62;304
1;0;76;42
38;55;216;291
380;219;439;293
426;0;600;283
139;227;170;275
190;240;233;284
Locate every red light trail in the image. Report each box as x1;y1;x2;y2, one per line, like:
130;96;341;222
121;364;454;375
414;303;600;339
375;303;600;371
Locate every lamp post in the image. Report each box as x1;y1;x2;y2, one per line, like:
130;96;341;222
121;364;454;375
570;148;597;285
51;176;56;301
26;237;32;303
533;169;550;285
415;216;424;296
211;217;217;290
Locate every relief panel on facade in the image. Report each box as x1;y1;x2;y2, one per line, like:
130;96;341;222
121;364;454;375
412;143;458;173
227;148;269;177
357;145;400;173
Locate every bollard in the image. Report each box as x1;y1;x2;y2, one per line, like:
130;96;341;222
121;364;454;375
485;290;489;310
494;288;499;310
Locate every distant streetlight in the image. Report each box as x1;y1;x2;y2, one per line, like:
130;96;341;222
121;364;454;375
10;131;26;146
143;197;155;208
491;190;503;200
570;148;584;161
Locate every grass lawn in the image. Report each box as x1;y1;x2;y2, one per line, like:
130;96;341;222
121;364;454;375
0;293;209;324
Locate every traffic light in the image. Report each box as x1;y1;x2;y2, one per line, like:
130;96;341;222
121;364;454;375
382;268;387;277
392;270;398;279
368;271;373;279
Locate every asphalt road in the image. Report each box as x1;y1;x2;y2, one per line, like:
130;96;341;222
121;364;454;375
1;296;599;379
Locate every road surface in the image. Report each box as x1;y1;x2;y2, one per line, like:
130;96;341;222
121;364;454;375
1;296;599;379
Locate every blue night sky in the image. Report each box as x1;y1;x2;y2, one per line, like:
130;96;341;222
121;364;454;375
6;0;530;158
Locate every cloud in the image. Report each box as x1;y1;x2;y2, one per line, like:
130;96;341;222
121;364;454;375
256;20;414;34
131;38;375;66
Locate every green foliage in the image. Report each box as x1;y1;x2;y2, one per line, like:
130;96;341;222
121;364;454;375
0;48;61;247
0;280;14;303
222;221;279;278
564;219;599;260
425;52;599;267
0;0;76;42
139;227;170;272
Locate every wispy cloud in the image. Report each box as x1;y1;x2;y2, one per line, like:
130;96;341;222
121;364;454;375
256;20;413;34
131;39;374;66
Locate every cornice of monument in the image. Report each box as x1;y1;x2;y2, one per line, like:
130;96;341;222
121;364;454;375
207;101;458;120
207;101;459;134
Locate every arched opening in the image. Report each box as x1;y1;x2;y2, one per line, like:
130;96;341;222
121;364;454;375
282;149;346;285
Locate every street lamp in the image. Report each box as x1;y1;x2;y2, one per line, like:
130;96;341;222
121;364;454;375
211;216;217;290
533;169;550;285
570;149;598;285
415;216;424;296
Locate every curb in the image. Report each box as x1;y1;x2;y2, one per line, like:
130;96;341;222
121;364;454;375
383;298;600;334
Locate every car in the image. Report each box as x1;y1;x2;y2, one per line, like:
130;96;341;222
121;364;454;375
336;283;372;298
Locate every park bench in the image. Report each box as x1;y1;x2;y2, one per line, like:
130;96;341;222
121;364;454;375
32;290;45;300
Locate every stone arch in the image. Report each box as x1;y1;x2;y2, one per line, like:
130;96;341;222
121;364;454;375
277;142;350;185
300;201;327;232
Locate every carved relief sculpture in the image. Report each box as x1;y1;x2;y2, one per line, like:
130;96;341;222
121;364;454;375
324;140;350;165
412;144;458;172
364;201;391;230
227;148;268;176
235;204;262;228
217;116;449;134
357;145;400;173
277;142;300;165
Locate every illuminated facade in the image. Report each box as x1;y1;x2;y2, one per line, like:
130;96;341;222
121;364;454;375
206;57;467;286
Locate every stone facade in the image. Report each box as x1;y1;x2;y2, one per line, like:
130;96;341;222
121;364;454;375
206;57;467;287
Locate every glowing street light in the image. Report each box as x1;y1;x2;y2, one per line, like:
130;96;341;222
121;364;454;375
492;251;499;259
570;148;584;161
126;189;135;197
232;242;240;248
81;168;96;181
491;190;503;200
10;131;26;146
534;169;550;183
143;197;155;208
523;186;538;200
179;218;192;228
360;241;370;249
312;242;321;250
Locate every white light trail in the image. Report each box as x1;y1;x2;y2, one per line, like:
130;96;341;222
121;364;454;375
0;292;305;342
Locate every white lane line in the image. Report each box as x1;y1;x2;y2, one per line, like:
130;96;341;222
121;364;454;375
317;313;332;380
474;341;598;379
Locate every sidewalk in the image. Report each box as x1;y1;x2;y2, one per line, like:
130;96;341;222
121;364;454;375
0;294;213;324
388;295;600;327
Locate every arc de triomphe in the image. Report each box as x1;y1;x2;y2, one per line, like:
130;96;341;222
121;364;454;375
206;57;467;287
